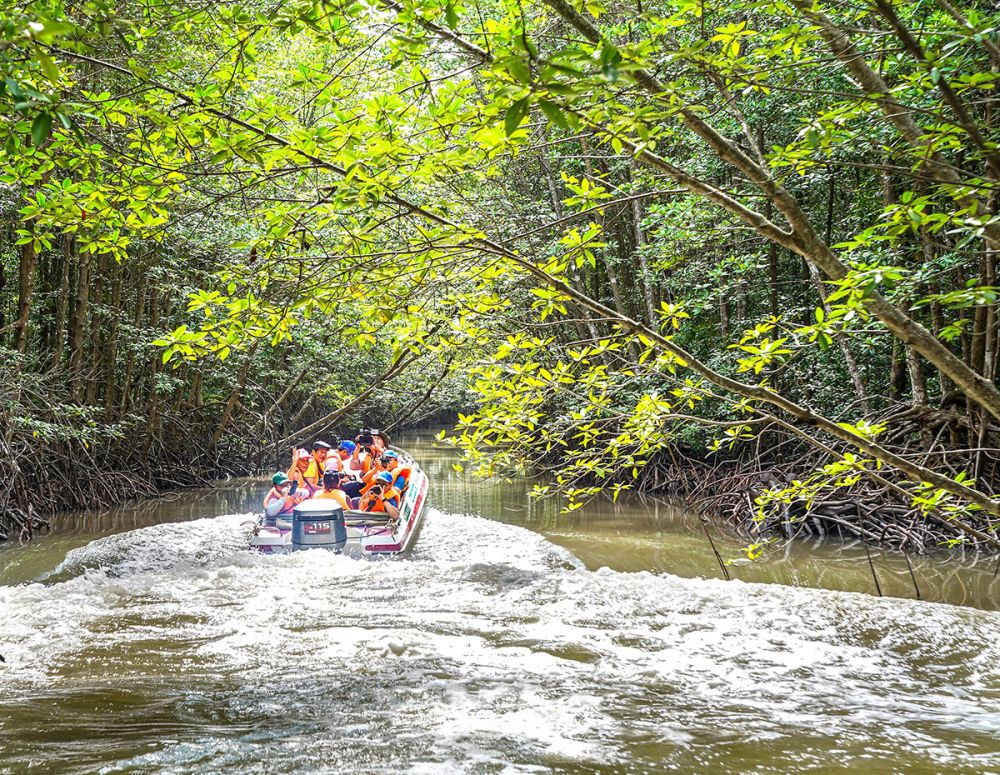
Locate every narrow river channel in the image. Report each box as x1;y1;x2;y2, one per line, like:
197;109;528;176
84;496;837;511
2;433;999;773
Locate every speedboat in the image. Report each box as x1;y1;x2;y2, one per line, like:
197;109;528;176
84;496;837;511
248;445;428;557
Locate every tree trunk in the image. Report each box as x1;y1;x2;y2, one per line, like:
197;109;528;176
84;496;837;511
920;223;954;402
0;224;8;338
145;284;161;443
86;253;107;405
14;238;36;355
889;339;907;401
209;348;259;451
628;176;657;325
120;269;147;416
51;236;71;369
905;338;929;407
103;261;123;417
68;244;90;401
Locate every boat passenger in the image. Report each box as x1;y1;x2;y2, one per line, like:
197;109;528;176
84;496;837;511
286;448;312;493
358;472;400;518
380;450;411;492
359;453;387;487
353;431;384;474
263;472;303;523
359;450;409;495
314;470;351;510
335;440;365;499
305;441;332;489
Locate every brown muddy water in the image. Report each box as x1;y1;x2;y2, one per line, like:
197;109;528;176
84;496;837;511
1;432;999;773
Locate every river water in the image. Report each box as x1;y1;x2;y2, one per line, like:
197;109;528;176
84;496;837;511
2;434;999;773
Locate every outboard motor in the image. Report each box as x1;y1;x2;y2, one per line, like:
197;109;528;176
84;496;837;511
292;500;347;552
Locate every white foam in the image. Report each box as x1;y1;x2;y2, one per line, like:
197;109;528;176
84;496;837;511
1;508;999;772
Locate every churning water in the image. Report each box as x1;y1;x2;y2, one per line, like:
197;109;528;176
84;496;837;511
2;506;1000;773
3;433;1000;773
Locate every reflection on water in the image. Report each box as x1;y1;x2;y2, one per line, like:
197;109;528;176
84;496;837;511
0;432;999;774
402;434;1000;611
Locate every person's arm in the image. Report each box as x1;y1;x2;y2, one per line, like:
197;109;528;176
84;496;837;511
382;488;401;519
358;488;379;512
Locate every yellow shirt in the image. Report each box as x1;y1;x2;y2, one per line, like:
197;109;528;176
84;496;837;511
304;458;325;486
314;488;350;510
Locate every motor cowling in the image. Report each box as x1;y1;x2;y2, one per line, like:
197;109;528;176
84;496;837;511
292;500;347;551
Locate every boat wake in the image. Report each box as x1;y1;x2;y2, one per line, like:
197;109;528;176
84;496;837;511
2;509;1000;773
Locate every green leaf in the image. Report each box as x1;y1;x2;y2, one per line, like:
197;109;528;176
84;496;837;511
599;44;621;81
504;98;529;136
31;111;52;147
4;77;23;99
507;58;531;84
38;52;60;84
538;100;569;130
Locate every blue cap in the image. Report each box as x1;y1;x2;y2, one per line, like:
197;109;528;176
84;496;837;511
375;471;393;484
382;451;398;460
338;440;356;453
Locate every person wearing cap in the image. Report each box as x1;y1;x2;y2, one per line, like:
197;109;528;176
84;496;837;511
304;441;332;490
359;450;410;494
380;450;411;492
357;471;400;518
263;472;304;523
313;469;351;510
335;440;365;499
286;448;312;494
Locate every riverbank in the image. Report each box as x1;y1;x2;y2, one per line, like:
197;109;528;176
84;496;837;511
0;431;260;543
589;433;1000;556
6;432;1000;609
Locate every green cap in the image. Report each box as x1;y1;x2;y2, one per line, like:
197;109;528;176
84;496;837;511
272;472;290;486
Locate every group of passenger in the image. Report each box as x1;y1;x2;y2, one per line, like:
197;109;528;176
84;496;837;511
263;432;411;522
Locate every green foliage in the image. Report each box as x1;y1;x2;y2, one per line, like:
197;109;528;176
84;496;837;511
1;0;1000;545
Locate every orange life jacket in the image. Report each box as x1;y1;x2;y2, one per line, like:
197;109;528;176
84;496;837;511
392;465;411;490
362;486;400;514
